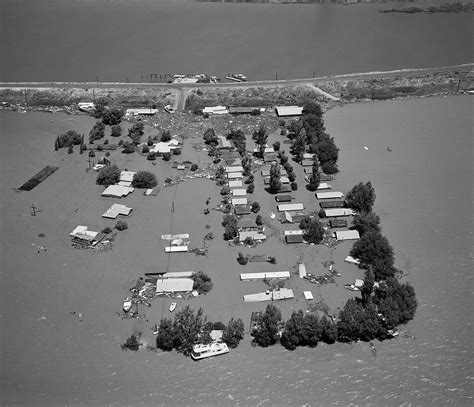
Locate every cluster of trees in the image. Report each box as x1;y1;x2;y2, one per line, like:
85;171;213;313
155;306;245;355
345;181;376;213
89;121;105;143
131;171;157;189
222;214;238;241
92;100;124;126
55;130;82;149
306;159;321;191
269;163;281;193
287;102;339;174
226;129;246;155
299;216;325;244
128;122;145;146
203;128;218;146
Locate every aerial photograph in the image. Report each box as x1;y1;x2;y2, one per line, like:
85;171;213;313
0;0;472;405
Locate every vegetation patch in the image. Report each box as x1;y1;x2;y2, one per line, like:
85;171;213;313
18;166;59;191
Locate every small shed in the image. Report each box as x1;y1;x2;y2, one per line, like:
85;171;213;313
164;245;189;253
301;159;314;167
156;278;194;293
319;200;344;209
232;189;247;197
232;197;248;206
323;208;354;217
228;180;243;188
303;291;314;300
235;205;251;215
298;263;307;278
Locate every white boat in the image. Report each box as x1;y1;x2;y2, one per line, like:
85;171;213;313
225;73;247;82
169;302;177;312
123;297;132;312
164;105;175;114
191;340;229;360
343;284;359;292
78;102;95;113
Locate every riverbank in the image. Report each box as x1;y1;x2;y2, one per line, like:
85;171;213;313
1;65;472;114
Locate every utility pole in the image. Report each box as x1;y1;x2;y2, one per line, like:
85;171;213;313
96;76;99;83
275;73;278;81
24;90;29;107
87;155;93;170
31;202;37;216
456;74;462;93
92;89;96;104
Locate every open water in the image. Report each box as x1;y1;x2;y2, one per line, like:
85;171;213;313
0;95;472;405
1;0;472;82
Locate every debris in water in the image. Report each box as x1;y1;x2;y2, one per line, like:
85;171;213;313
78;313;83;322
363;146;369;150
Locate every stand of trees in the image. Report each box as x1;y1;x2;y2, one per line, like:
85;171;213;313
56;130;82;149
128;122;145;145
251;304;282;347
132;171;157;189
269;163;282;193
203;128;218;145
96;164;120;186
155;306;245;355
299;216;325;244
345;181;376;213
226;129;246;155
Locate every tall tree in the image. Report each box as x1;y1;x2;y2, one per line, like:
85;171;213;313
345;181;376;213
203;128;218;145
172;306;205;356
352;211;381;236
252;124;268;158
222;318;245;349
292;131;306;162
306;159;321;191
251;304;282;347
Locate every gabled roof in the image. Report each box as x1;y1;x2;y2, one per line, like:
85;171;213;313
275;106;303;117
335;230;360;241
102;204;133;219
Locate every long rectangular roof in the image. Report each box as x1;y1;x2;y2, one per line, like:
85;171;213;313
164;245;189;253
156;278;194;293
160;271;195;279
275;106;303;117
101;185;134;198
240;272;290;281
323;208;354;217
277;203;304;212
335;230;360;241
316;191;344;200
120;171;136;183
232;189;247;196
243;288;294;302
227;172;243;179
228;180;243;188
232;197;248;206
225;166;244;173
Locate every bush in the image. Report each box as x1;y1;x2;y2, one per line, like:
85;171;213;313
147;136;153;146
237;252;248;265
88;150;96;158
345;181;376;213
97;145;103;151
142;145;150;154
220;186;230;196
280;154;288;165
173;148;181;156
96;164;120;186
278;119;286;127
291;181;298;191
288;172;296;182
147;152;157;161
102;107;124;126
268;256;277;264
247;183;255;194
104;139;109;145
251;304;282;347
300;217;324;244
283;162;293;173
155;319;175;351
89;121;106;143
321;161;338;175
132;171;157;189
256;215;263;226
161;130;171;142
162;152;171;161
68;144;74;154
122;147;134;154
192;271;213;294
190;163;198;171
115;220;128;231
111;125;122;137
251;202;260;213
57;130;82;148
243;237;254;246
121;334;140;351
213;321;226;330
244;175;254;184
273;141;280;151
105;152;110;156
101;227;112;234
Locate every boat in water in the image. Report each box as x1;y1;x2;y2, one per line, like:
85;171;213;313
164;104;175;114
343;284;360;292
169;302;177;312
225;73;247;82
191;340;229;360
78;102;95;113
123;297;132;312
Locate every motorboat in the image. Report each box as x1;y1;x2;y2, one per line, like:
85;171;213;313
191;340;229;360
123;297;132;312
343;284;359;292
164;105;175;114
169;302;177;312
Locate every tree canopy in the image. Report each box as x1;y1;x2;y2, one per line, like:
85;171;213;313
57;130;82;148
132;171;157;189
96;164;120;186
352;211;381;236
203;128;218;146
102;107;124;125
269;163;282;193
222;318;245;349
172;306;205;356
128;122;145;145
252;124;268;158
299;217;325;244
89;121;106;143
192;271;213;294
345;181;376;213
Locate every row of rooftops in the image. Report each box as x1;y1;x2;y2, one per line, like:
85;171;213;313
202;106;303;117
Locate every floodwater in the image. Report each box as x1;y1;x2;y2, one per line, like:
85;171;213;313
0;95;472;405
1;0;472;82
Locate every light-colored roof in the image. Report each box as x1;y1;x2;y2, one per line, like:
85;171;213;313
120;171;136;183
283;229;304;236
164;245;189;253
243;288;294;302
202;106;229;115
303;291;314;300
102;204;133;219
298;263;307;278
354;279;364;288
225;166;244;173
253;147;274;153
102;185;134;198
284;211;293;223
317;183;331;190
228;180;243;188
156;278;194;293
232;197;248;206
303;153;315;159
335;230;360;241
277;203;304;212
240;271;290;281
150;142;179;154
280;176;290;184
323;208;355;217
126;108;158;115
275;106;304;117
117;181;132;187
70;225;88;236
227;172;243;179
316;191;344;200
161;271;195;279
239;230;259;242
218;136;232;149
232;189;247;196
161;233;189;240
